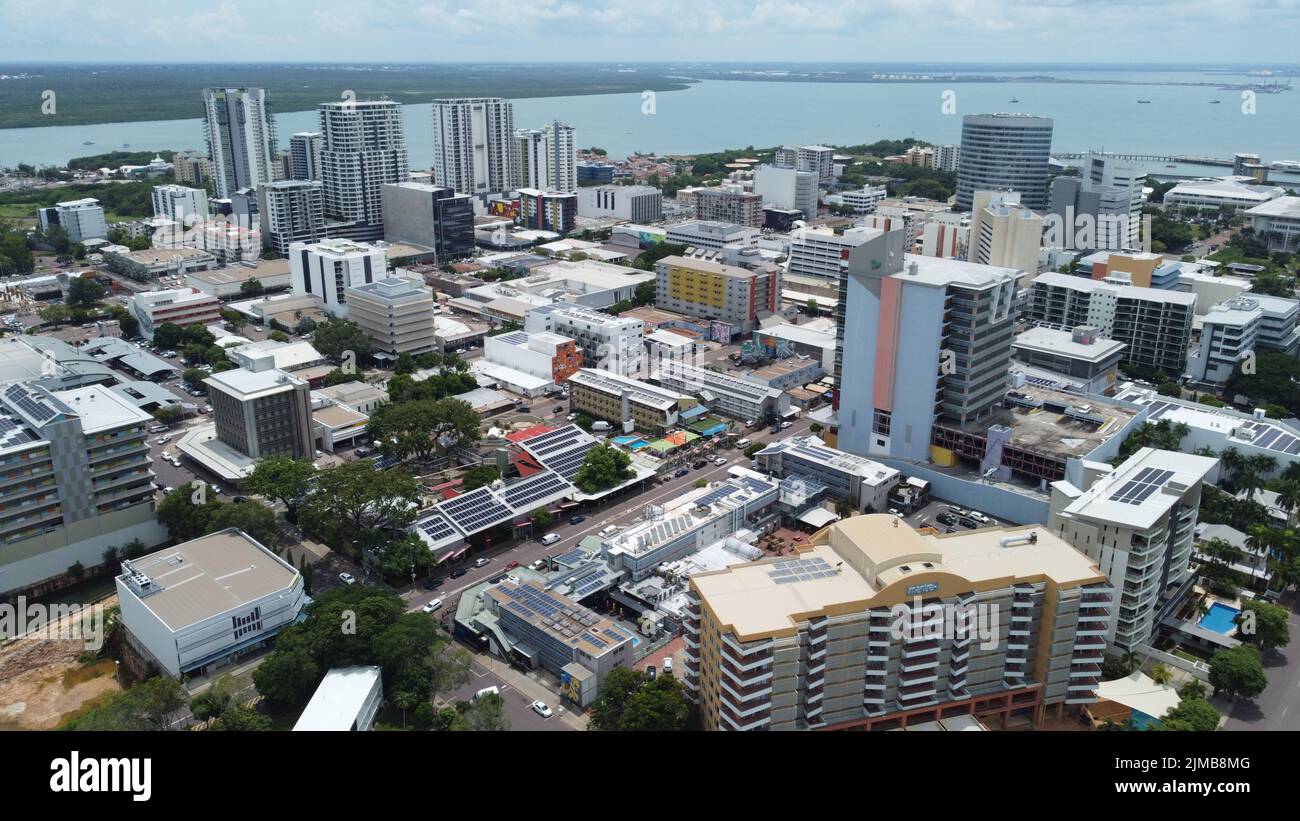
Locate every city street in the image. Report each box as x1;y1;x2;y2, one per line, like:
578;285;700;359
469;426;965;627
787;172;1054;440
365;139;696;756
1222;593;1300;731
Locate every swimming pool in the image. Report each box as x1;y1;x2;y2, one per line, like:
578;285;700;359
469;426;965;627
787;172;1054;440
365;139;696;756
1198;602;1241;635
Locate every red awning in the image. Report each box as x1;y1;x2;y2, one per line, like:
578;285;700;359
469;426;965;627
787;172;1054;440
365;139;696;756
451;545;469;559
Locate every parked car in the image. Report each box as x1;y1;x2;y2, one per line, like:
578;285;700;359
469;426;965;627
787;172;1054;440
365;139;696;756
662;657;673;675
888;508;904;518
568;514;586;525
488;574;506;584
646;665;657;680
529;559;546;571
553;406;564;414
674;467;689;478
506;560;520;569
936;512;957;526
423;576;444;590
692;459;707;469
967;510;991;524
472;686;499;702
421;598;442;613
449;567;468;579
338;572;356;585
713;456;727;466
958;517;979;529
473;557;491;568
566;413;578;422
781;420;793;429
531;700;553;718
154;435;170;445
540;532;561;546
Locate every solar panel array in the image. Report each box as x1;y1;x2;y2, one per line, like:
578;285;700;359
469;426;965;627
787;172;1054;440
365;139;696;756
1109;467;1175;505
417;511;458;543
521;426;601;481
767;556;836;584
5;385;55;423
438;486;514;532
694;484;742;508
500;470;568;510
0;413;37;450
497;583;614;647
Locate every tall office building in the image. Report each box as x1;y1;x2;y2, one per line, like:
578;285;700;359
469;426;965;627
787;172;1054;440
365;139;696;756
684;515;1113;730
432;97;517;198
258;180;326;256
151;184;210;224
202;87;278;199
955;114;1054;211
1050;448;1216;652
935;144;961;173
37;198;107;243
516;121;577;193
318;100;409;242
774;144;835;182
834;228;1021;462
289;238;388;318
752;164;817;219
206;366;314;461
1048;154;1145;251
289;132;323;181
968;191;1044;277
381;182;475;262
694;186;764;227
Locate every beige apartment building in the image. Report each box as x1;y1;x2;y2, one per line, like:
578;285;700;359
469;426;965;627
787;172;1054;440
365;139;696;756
345;276;438;359
684;514;1113;731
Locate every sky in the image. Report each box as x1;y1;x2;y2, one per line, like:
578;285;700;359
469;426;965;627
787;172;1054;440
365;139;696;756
2;0;1300;63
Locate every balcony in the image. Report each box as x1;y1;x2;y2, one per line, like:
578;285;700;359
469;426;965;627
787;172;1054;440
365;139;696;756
720;664;773;689
720;706;772;731
719;678;774;704
720;647;774;672
1074;634;1105;651
899;669;938;686
898;685;938;702
1071;664;1102;678
721;634;775;657
683;633;699;650
900;656;940;674
901;640;940;658
805;660;826;677
808;645;827;662
1068;678;1100;691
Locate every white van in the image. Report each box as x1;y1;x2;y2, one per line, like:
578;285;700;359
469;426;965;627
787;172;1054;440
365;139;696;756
735;438;751;449
472;686;500;702
540;532;561;546
598;525;620;538
662;657;673;675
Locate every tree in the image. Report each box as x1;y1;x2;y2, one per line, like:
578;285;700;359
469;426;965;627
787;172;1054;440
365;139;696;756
322;368;361;387
588;666;645;730
298;461;421;554
1238;599;1291;651
156;487;217;542
531;508;554;529
313;317;372;361
1208;644;1268;700
65;676;187;731
633;280;656;306
209;500;279;548
182;367;208;388
460;464;500;491
210;705;273;731
1149;664;1173;685
573;444;633;494
743;442;764;459
394;351;417;375
152;405;185;425
65;275;106;307
152;322;184;350
1158;697;1220;732
268;330;289;343
189;675;238;722
1156;381;1182;397
251;645;319;711
457;692;511;731
220;308;247;333
239;277;265;297
37;303;71;326
618;676;692;731
429;642;474;702
368;398;481;463
377;533;436;580
245;455;317;512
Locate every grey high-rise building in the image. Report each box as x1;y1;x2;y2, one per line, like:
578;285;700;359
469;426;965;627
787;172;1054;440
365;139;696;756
432;97;516;198
955;114;1054;211
202;87;278;199
259;180;326;256
318;100;409;242
289;132;323;181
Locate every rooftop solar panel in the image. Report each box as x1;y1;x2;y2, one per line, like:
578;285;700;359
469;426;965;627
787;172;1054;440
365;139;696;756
1255;429;1282;448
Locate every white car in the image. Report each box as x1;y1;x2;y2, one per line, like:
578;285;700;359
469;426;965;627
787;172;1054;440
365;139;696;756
888;508;904;518
155;435;169;445
968;510;990;524
531;700;553;718
781;421;793;429
338;572;356;585
474;557;491;568
422;598;443;613
714;456;727;466
529;559;546;571
161;451;172;461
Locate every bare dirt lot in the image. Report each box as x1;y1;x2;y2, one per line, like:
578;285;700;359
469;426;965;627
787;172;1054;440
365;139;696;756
0;595;122;730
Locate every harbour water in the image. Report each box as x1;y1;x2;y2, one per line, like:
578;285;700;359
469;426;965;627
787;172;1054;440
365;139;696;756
1;70;1297;175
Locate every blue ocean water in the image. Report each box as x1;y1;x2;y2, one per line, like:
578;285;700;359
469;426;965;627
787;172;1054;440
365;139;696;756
1;69;1297;173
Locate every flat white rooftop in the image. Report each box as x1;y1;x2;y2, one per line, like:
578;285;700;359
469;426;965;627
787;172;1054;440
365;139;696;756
52;384;154;433
293;666;381;731
1059;447;1217;530
1012;327;1127;364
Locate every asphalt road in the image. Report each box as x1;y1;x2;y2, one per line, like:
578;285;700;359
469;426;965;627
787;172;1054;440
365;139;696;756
1222;594;1300;731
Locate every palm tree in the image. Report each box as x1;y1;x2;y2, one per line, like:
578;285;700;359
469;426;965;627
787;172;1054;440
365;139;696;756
1276;479;1300;527
1220;447;1245;488
1149;664;1173;685
1245;525;1276;563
